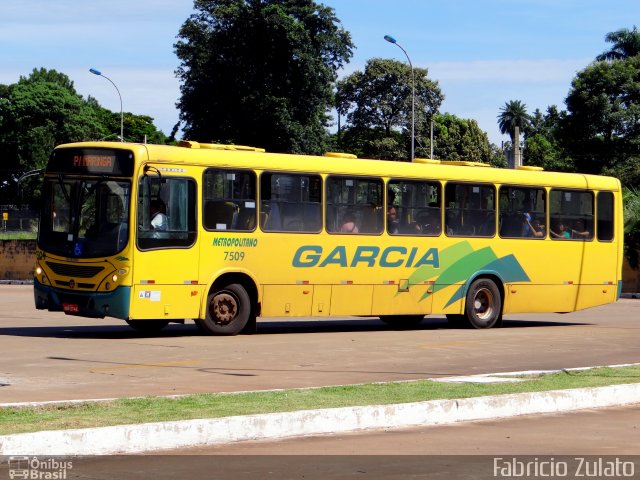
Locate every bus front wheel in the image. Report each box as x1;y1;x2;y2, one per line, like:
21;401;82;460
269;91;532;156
464;278;502;329
200;283;250;336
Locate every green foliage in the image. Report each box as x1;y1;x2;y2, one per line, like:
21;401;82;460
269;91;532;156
560;56;640;185
175;0;353;154
623;187;640;269
596;26;640;61
335;57;443;160
497;99;532;142
0;68;167;207
430;113;492;163
0;69;108;206
522;107;575;172
335;127;406;160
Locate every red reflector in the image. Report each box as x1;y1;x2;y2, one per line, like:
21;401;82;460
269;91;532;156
63;303;79;313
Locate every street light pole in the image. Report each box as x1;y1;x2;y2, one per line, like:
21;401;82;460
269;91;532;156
89;68;124;142
384;35;415;162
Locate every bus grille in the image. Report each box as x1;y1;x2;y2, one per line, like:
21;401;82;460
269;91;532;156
46;262;105;278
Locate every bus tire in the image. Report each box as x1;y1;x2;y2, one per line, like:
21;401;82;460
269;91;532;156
464;278;502;329
380;315;424;329
125;319;169;333
200;283;251;336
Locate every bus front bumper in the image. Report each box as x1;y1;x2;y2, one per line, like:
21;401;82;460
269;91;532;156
34;279;130;320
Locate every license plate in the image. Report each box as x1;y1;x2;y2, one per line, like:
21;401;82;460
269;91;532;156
62;303;79;313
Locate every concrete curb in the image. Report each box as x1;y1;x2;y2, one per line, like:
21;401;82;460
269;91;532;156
2;383;640;455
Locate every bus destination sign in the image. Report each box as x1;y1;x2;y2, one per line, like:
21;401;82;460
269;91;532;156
47;148;135;176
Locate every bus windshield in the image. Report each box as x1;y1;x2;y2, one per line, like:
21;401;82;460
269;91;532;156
38;176;131;258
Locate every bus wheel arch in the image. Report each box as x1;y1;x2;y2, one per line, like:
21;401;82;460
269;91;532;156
198;273;259;336
463;274;504;329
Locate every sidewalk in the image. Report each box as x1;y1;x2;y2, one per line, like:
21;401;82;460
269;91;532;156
2;370;640;456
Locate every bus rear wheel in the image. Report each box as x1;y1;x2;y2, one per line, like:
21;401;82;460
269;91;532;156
380;315;425;329
464;278;502;329
199;283;250;336
125;319;169;333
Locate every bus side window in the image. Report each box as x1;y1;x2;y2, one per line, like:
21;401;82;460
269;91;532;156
597;191;614;242
204;200;238;230
326;175;383;235
499;185;546;239
445;182;495;237
203;168;256;232
260;172;322;233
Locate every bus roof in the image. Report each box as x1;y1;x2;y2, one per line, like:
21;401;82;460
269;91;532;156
55;141;622;192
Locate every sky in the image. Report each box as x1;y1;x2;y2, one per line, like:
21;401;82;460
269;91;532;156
2;0;639;145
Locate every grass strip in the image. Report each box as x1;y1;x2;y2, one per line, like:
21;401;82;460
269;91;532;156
1;366;639;435
0;232;37;240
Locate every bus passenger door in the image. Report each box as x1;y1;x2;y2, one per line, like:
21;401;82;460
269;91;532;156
131;175;201;321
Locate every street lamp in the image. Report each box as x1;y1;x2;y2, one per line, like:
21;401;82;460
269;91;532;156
89;68;124;142
384;34;415;161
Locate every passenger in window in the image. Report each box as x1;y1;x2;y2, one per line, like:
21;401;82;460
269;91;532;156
571;219;591;239
551;220;570;239
420;211;441;235
525;216;545;238
340;211;359;233
521;212;533;237
150;199;168;231
387;206;399;234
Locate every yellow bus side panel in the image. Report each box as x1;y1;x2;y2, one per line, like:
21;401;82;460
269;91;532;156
330;285;373;316
430;283;465;315
312;285;332;316
575;240;619;310
371;285;432;315
261;285;314;317
575;285;617;310
130;284;203;319
504;284;577;313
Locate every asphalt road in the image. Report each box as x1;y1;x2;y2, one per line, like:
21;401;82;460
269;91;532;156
1;285;639;403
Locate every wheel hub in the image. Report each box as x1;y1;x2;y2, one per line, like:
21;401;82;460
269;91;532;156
212;292;237;325
474;288;494;320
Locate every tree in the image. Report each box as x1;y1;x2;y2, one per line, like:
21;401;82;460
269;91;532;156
523;106;574;172
559;56;640;186
497;100;532;143
0;69;108;206
623;187;640;269
174;0;353;154
596;26;640;61
0;68;167;207
430;113;492;163
335;57;443;160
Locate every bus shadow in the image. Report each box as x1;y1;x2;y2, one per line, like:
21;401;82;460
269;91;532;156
0;323;200;339
252;317;590;335
0;317;590;339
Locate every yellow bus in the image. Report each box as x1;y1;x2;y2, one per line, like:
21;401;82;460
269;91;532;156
34;140;623;335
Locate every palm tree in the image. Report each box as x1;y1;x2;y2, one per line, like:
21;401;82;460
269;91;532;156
497;100;531;143
596;26;640;61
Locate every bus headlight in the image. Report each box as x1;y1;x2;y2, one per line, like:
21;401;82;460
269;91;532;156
112;274;118;283
35;266;42;275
